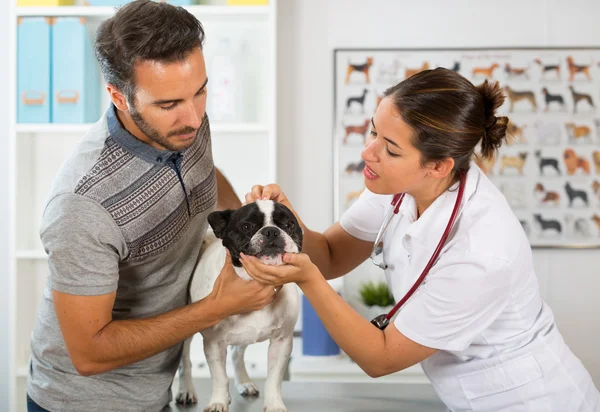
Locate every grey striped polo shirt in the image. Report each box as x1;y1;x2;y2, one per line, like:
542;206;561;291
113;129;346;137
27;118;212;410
27;104;217;412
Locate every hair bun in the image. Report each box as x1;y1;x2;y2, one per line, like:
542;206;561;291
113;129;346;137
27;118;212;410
476;80;508;159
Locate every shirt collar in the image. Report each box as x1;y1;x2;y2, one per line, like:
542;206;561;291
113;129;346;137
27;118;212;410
399;161;480;248
106;104;178;166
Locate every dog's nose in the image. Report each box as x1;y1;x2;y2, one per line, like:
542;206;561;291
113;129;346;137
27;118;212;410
261;227;280;239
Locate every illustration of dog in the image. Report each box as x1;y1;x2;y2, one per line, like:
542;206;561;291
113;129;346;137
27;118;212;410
541;87;567;112
473;154;496;175
534;213;562;235
565;214;592;237
533;120;561;145
472;63;499;79
378;58;401;82
534;58;561;79
346;188;365;206
565;123;592;144
534;183;560;206
535;150;561;176
592;215;600;233
499;152;528;175
345;57;374;84
345;89;369;114
593;180;600;200
504;63;530;79
343;118;370;144
506;121;527;145
593;151;600;174
566;56;592;81
177;201;302;411
450;61;461;72
499;183;526;208
564;182;589;207
345;160;365;175
504;86;537;112
405;62;429;78
563;148;590;175
569;85;595;113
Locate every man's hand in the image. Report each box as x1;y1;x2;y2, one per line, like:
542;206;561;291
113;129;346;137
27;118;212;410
209;250;279;317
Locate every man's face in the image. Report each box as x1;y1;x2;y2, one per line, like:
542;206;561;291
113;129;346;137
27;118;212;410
128;47;208;152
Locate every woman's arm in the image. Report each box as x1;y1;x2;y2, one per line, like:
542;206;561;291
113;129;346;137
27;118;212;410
240;253;438;377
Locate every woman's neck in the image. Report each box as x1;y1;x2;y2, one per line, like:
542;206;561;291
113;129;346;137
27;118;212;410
412;174;459;219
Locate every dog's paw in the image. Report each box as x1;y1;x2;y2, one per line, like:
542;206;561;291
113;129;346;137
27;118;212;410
204;403;228;412
176;389;198;405
237;382;260;397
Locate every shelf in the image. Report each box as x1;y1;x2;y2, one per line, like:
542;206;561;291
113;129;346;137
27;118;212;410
16;250;47;260
16;5;269;18
16;123;269;134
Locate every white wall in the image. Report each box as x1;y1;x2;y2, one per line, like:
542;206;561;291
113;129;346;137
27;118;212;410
277;0;600;386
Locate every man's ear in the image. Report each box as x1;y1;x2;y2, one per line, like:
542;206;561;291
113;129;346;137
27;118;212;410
208;210;233;239
106;83;129;111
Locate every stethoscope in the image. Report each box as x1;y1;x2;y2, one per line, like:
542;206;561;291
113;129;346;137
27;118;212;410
370;170;467;331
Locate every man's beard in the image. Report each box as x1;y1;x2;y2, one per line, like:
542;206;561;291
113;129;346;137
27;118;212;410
130;105;198;152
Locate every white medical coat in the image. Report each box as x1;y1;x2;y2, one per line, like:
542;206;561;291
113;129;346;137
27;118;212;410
340;162;600;411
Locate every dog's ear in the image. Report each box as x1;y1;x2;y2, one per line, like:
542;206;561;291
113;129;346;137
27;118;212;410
208;210;233;239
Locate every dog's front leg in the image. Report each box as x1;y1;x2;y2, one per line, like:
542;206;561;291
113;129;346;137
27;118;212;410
175;337;198;404
263;336;293;412
204;339;231;412
232;345;260;397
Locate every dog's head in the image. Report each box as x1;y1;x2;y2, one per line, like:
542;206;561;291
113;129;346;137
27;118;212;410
564;148;575;159
207;200;303;267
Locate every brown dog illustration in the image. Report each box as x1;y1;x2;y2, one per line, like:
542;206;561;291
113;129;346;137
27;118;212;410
563;148;590;175
534;183;560;206
591;215;600;233
346;188;365;206
504;63;529;79
472;63;499;79
566;56;591;81
506;121;527;145
504;86;537;112
405;62;429;79
535;58;560;79
565;123;592;144
499;152;528;175
343;119;370;144
593;151;600;174
592;180;600;199
345;57;374;84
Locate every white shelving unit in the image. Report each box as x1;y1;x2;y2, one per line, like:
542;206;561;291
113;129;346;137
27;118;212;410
8;2;278;411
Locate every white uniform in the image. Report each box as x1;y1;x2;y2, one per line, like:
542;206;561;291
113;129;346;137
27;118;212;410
340;163;600;412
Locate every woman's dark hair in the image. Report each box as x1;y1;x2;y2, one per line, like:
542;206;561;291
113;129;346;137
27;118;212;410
383;67;508;174
94;0;205;102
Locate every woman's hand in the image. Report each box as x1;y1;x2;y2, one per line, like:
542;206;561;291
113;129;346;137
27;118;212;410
239;252;320;288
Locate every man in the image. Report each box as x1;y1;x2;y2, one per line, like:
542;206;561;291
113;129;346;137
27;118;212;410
26;1;277;411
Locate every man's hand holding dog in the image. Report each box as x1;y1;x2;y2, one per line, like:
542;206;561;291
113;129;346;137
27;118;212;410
209;251;278;318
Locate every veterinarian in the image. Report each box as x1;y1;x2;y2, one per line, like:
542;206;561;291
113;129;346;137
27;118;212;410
26;2;279;411
242;68;600;411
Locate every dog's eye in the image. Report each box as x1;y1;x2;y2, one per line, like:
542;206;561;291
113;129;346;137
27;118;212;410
286;221;296;230
241;223;251;232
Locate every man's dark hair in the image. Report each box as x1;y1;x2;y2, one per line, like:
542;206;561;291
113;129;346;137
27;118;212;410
94;0;205;102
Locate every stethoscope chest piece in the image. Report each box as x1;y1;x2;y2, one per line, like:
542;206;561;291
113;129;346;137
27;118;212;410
370;314;390;330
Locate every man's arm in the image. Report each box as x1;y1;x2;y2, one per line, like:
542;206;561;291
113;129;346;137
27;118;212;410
215;168;241;210
54;251;277;376
54;290;221;376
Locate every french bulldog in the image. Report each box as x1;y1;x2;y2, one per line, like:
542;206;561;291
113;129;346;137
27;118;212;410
177;200;302;412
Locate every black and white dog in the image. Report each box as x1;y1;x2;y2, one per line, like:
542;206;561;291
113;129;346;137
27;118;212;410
177;200;303;412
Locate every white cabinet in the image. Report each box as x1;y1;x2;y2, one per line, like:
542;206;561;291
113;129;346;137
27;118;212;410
7;2;277;410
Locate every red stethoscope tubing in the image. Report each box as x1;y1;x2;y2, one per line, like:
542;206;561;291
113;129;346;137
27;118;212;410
383;170;467;322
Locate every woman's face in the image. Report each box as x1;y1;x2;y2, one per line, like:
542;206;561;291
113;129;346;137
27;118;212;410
361;97;429;195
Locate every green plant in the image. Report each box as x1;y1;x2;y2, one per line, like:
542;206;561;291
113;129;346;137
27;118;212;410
358;281;395;307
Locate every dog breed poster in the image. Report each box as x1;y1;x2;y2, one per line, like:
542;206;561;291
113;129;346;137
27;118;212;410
334;48;600;249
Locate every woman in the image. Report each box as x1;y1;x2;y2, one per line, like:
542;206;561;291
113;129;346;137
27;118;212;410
240;68;600;411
